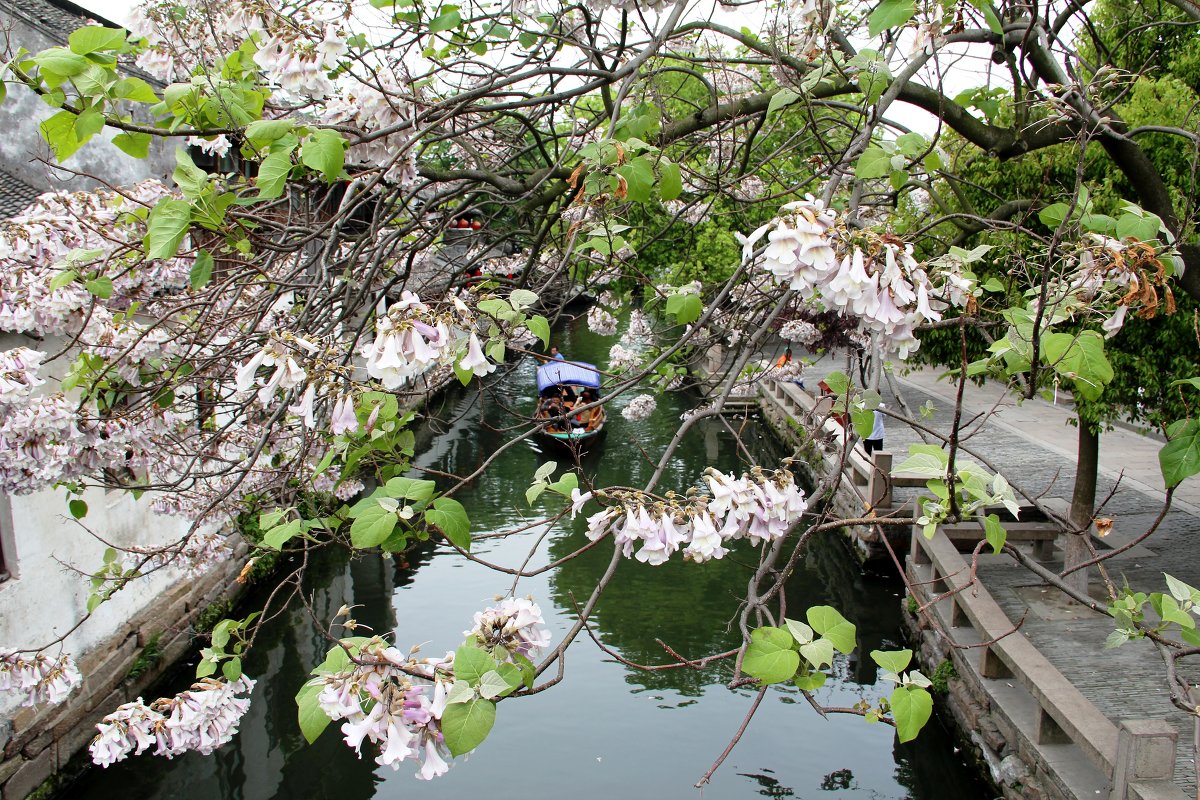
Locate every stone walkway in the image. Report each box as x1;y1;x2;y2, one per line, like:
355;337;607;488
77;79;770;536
790;355;1200;795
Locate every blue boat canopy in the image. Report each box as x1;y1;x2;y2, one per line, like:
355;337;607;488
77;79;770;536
537;360;602;393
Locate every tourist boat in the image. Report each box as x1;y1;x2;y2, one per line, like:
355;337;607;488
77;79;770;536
535;360;607;451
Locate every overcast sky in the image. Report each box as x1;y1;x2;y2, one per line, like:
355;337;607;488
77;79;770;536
70;0;996;135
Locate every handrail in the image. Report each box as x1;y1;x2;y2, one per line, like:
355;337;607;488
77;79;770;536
909;526;1186;800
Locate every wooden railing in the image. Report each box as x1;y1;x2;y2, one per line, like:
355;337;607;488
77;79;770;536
910;526;1187;800
759;380;924;510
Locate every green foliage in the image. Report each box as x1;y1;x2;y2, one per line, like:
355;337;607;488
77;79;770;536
125;633;163;681
197;612;260;681
929;659;957;694
195;599;234;634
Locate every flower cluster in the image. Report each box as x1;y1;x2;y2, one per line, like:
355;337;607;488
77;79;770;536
740;196;967;358
778;319;822;346
586;305;619;336
584;467;808;565
608;344;642;373
464;596;552;660
359;291;498;389
0;650;81;708
89;676;255;766
621;394;657;422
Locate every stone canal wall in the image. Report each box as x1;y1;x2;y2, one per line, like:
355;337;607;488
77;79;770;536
751;380;1191;800
0;539;249;800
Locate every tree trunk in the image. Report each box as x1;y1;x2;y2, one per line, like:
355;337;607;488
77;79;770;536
1065;419;1099;596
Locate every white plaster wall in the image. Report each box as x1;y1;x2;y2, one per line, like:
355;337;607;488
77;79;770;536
0;8;174;196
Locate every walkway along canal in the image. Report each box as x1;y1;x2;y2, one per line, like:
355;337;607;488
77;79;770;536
63;315;988;800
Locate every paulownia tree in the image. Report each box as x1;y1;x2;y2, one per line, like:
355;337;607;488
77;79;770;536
0;0;1198;785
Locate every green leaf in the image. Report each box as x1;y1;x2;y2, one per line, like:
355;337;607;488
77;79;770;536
794;670;827;691
742;626;800;684
426;496;471;550
145;198;192;260
190;250;214;289
114;77;158;103
68;26;127;54
453;643;495;685
295;682;331;743
477;670;512;700
799;638;835;669
211;620;232;648
895;444;950;478
784;617;814;645
869;648;912;674
806;606;856;654
349;506;398;548
524;315;550;347
429;9;462;33
74;109;105;140
222;656;243;681
855;146;891;179
69;498;88;519
615;157;655;203
525;483;546;505
383;477;437;502
49;269;78;291
979;2;1003;34
658;159;682;201
84;276;113;299
112;132;150;158
1041;330;1113;401
245;119;295;145
440;697;495;756
868;0;916;36
1116;212;1160;242
256;135;297;199
547;472;578;498
301;130;346;183
981;277;1004;293
263;519;302;550
173;147;210;198
890;685;933;742
33;47;90;78
983;513;1006;554
39;110;85;161
767;88;800;115
1038;202;1071;229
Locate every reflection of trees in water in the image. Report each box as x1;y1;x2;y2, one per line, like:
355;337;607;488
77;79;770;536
819;767;856;790
738;769;796;797
66;547;394;800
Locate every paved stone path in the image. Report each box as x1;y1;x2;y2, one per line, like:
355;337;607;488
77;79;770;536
787;354;1200;795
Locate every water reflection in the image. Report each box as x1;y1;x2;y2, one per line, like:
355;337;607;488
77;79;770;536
66;311;989;800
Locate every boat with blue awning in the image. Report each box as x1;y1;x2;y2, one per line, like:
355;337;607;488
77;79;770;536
535;360;607;451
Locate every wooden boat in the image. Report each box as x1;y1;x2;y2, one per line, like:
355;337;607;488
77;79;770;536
535;360;607;451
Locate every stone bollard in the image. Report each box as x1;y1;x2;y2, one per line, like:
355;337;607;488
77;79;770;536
1109;719;1178;800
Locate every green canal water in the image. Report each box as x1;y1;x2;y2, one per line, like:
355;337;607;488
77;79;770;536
66;315;989;799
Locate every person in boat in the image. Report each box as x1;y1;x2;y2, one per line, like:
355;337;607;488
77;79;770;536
572;389;597;429
542;394;568;432
549;346;565;361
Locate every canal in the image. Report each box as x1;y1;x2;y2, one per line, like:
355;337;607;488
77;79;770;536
66;313;989;799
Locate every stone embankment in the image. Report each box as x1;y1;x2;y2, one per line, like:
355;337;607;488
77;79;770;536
747;366;1199;800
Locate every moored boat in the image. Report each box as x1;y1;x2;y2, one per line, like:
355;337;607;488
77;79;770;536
535;360;606;451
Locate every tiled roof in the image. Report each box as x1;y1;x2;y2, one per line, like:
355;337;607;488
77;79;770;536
2;0;162;85
3;0;100;34
0;171;43;218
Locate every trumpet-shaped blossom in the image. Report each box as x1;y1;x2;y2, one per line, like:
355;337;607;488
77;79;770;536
89;677;255;766
0;650;81;708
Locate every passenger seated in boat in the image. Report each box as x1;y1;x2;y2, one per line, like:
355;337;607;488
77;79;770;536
572;389;598;430
542;396;568;432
